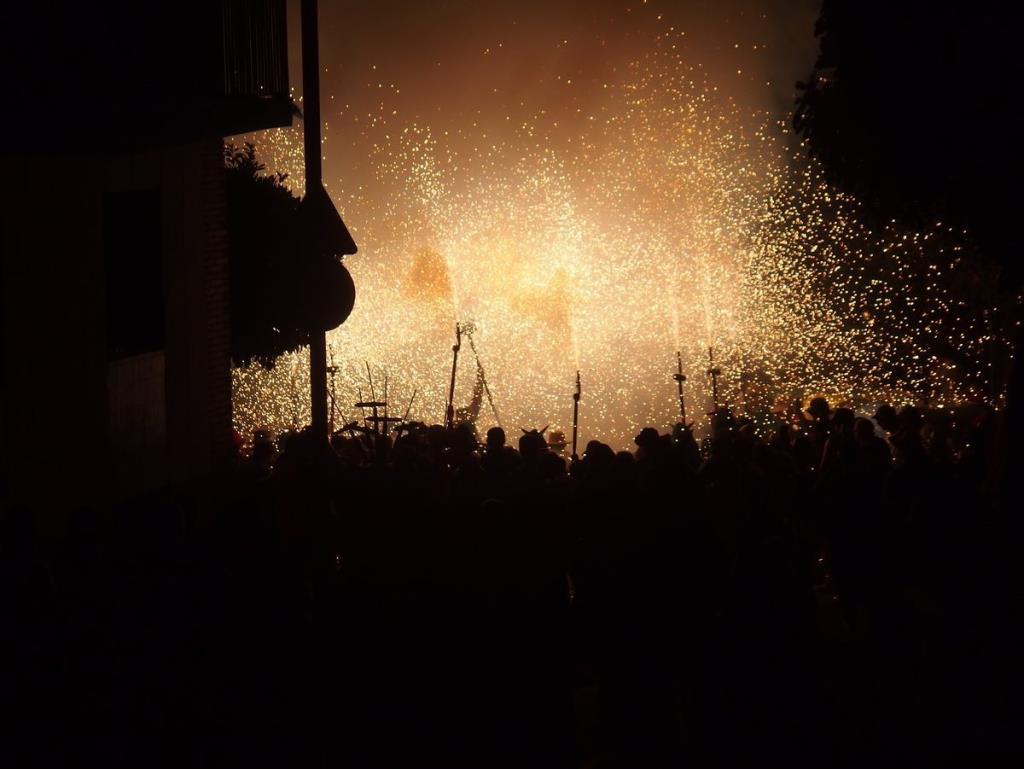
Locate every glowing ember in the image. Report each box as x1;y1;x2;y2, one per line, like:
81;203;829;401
232;35;997;449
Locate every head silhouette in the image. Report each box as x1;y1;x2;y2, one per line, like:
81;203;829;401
807;396;831;421
519;428;548;460
486;426;506;452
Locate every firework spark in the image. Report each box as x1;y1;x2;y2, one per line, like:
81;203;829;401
232;33;995;449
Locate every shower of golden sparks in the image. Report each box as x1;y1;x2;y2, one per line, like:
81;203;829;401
232;31;997;449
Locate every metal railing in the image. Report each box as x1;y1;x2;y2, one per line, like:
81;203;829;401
221;0;288;98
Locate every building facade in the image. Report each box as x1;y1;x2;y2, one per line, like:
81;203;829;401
0;1;294;526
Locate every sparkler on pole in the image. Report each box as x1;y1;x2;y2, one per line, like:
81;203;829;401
571;370;581;461
673;351;688;426
445;323;462;429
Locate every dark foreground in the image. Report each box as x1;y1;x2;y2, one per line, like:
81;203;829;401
3;409;1022;768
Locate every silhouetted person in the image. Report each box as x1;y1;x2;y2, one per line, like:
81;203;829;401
486;425;506;453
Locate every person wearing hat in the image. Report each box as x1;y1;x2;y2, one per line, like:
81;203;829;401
634;427;662;462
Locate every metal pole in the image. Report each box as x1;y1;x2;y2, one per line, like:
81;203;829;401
571;370;581;460
673;351;687;425
445;323;462;429
302;0;328;438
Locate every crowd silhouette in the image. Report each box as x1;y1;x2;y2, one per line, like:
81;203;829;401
0;398;1013;768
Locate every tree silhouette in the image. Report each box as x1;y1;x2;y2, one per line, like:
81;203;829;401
796;7;1024;660
225;143;356;368
224;142;310;368
794;1;1024;284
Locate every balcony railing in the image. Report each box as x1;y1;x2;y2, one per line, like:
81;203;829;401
221;0;289;99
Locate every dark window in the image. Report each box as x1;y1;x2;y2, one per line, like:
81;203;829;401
103;190;164;360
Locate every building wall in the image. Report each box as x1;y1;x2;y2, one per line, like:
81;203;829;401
200;139;233;484
0;139;231;530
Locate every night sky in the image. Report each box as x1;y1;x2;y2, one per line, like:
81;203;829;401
307;1;818;166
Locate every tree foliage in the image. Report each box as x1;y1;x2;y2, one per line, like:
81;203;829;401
794;1;1024;282
224;142;310;368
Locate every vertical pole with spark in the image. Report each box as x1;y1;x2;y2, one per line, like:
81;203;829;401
673;351;687;425
571;371;581;461
302;0;328;438
445;323;462;430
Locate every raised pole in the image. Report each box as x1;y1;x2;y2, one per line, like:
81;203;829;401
571;371;581;461
302;0;328;437
445;323;462;429
673;351;687;425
